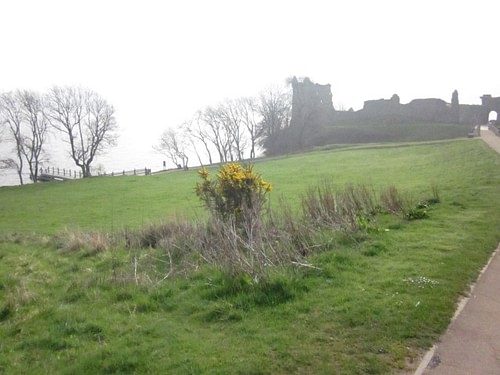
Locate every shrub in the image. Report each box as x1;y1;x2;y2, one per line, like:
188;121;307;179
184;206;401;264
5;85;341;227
405;207;429;221
302;183;378;232
199;214;299;279
379;185;405;215
195;163;272;226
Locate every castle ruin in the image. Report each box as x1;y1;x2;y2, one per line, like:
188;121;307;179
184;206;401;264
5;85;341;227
290;77;335;129
290;77;500;128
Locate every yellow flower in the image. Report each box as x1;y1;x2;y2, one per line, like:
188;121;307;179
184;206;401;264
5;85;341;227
198;167;209;178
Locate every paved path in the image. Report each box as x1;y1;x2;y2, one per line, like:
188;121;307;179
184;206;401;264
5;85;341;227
415;128;500;374
480;127;500;153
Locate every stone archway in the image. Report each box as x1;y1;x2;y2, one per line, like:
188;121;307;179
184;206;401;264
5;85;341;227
488;110;498;124
481;95;500;124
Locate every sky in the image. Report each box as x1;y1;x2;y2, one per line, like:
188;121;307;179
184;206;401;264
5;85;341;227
1;0;499;184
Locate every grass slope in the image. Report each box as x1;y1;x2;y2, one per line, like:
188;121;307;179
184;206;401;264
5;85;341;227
1;138;500;374
0;138;486;234
318;122;471;145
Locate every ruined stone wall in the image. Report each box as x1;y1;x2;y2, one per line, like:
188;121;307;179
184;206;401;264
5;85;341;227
480;95;500;123
338;94;499;125
289;76;499;127
405;99;451;123
458;104;484;125
357;95;403;120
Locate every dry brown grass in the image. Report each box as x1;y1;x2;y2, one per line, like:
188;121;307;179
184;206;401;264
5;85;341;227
301;183;378;231
53;229;112;255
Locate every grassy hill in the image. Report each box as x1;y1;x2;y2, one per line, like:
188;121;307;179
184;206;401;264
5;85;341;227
1;138;500;374
266;121;471;155
318;121;471;144
0;137;479;234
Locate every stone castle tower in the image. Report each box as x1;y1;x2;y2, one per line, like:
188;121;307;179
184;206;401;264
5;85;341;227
290;77;335;129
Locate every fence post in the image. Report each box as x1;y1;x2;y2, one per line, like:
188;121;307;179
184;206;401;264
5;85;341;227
123;170;125;176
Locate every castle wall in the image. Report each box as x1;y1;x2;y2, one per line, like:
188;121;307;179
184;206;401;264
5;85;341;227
405;99;451;123
289;77;499;128
458;104;484;125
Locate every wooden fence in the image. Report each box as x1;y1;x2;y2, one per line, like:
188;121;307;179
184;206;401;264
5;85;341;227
37;167;152;181
39;167;82;180
97;168;152;177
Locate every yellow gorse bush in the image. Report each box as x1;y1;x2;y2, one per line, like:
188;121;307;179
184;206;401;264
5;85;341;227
195;163;272;223
217;163;272;193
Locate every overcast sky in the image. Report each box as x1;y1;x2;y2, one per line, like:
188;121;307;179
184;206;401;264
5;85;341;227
1;0;499;179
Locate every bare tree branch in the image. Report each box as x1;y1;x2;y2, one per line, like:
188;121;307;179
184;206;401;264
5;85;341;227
185;110;214;165
201;105;231;163
0;92;25;184
0;158;19;170
219;98;247;161
238;97;260;159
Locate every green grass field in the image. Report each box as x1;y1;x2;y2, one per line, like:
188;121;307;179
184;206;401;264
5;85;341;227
1;138;500;374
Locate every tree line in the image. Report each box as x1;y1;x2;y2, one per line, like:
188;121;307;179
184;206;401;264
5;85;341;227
0;81;292;184
0;86;117;184
154;84;291;169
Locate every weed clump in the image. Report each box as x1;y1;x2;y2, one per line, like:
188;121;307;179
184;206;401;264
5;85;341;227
53;229;111;255
302;182;378;232
119;177;441;282
53;169;440;284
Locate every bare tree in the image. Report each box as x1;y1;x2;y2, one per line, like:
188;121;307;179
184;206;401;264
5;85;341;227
238;97;260;159
0;92;25;184
181;120;203;167
187;98;259;164
202;105;231;163
18;90;49;182
185;111;213;165
154;127;189;169
199;100;249;163
258;84;291;153
46;86;118;177
219;98;247;161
